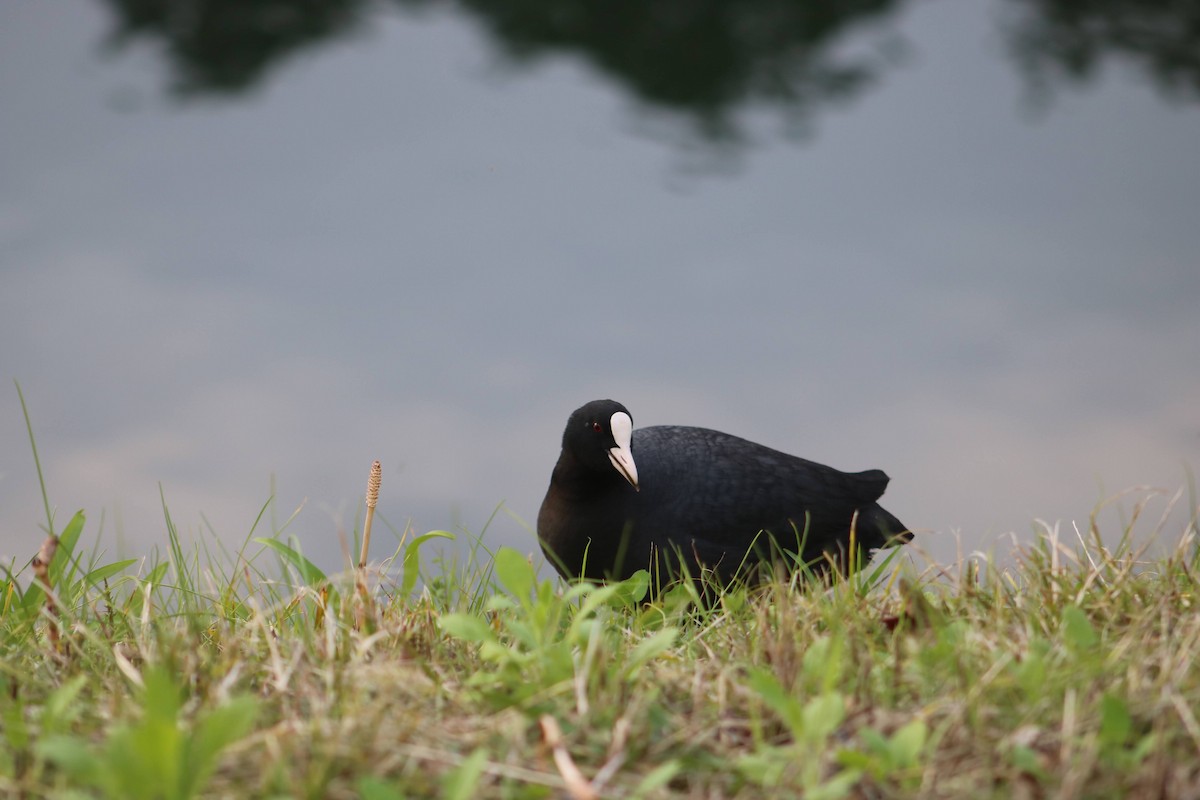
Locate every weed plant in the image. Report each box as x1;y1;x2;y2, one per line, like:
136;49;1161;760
3;390;1199;798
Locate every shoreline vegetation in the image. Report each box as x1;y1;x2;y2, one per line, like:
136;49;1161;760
3;483;1198;798
4;390;1199;798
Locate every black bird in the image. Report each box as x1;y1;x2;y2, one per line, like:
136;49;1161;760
537;399;912;588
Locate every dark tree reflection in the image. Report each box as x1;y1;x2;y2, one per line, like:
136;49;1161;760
1005;0;1200;102
397;0;906;138
98;0;366;94
97;0;906;138
96;0;1200;137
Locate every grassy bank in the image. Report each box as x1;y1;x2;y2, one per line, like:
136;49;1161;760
3;485;1199;799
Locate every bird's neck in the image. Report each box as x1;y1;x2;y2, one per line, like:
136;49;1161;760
550;451;626;500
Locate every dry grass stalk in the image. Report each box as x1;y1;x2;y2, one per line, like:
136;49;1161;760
355;460;382;630
539;714;598;800
359;460;382;569
31;532;62;651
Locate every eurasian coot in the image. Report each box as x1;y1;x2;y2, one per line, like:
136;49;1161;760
537;399;911;588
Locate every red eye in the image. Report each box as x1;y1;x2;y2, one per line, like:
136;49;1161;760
592;422;602;432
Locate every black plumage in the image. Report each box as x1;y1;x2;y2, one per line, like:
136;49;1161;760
537;399;912;588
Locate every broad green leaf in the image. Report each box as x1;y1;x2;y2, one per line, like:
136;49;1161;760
1009;745;1046;779
802;635;846;691
143;561;170;586
2;694;28;749
822;635;846;692
888;719;927;766
36;735;102;783
632;760;680;796
1098;693;1132;747
625;628;679;675
401;531;455;597
806;767;862;800
484;594;518;612
802;692;845;743
85;559;138;587
737;750;789;787
562;581;596;603
502;618;539;649
1132;732;1158;762
1061;606;1098;651
720;588;747;613
835;749;874;771
42;675;89;732
856;727;889;758
1015;641;1047;696
142;666;184;723
22;576;46;614
610;570;650;607
657;581;698;614
50;510;86;587
575;584;623;620
186;696;259;796
254;538;327;586
746;668;803;738
358;776;406;800
493;547;535;601
441;747;488;800
106;722;173;800
192;696;259;758
439;613;496;644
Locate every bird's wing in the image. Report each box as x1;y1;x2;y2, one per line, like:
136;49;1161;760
632;426;888;551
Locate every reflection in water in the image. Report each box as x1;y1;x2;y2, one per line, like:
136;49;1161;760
405;0;907;139
6;0;1198;573
99;0;366;93
98;0;906;139
1006;0;1200;103
97;0;1200;139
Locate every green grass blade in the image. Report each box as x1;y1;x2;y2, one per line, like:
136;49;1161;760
253;538;328;587
14;379;55;536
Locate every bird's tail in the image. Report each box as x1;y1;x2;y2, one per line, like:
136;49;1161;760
857;503;913;550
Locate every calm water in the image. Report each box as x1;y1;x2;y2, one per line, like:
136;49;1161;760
2;0;1198;574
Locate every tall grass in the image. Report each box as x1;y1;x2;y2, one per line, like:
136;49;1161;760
3;391;1199;798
